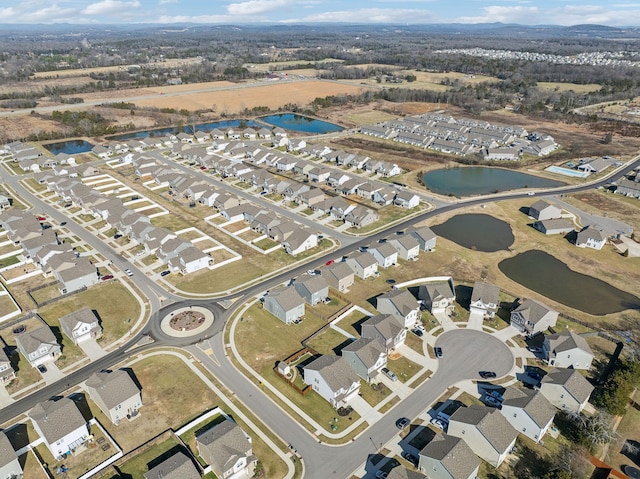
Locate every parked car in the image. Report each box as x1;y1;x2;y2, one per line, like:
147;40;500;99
100;274;114;281
395;230;405;235
401;451;418;466
36;216;46;221
131;195;140;200
60;221;67;226
488;390;504;401
325;259;334;266
411;328;424;337
479;371;497;379
114;233;123;239
37;364;47;373
358;246;369;252
527;191;536;196
435;347;444;359
527;371;543;382
483;395;501;407
376;471;388;479
160;270;171;277
377;238;387;243
260;191;268;195
382;367;398;382
396;417;410;430
125;269;134;277
430;418;447;430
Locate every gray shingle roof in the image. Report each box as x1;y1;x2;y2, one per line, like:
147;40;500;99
501;387;556;428
349;251;378;269
576;225;606;244
547;331;593;356
541;368;594;404
377;289;418;317
342;338;385;369
450;405;518;454
15;325;58;355
512;298;556;324
30;398;87;445
420;281;455;302
471;282;500;305
267;286;305;312
86;370;141;410
295;275;328;295
197;419;253;473
0;431;17;468
387;466;427;479
419;433;480;479
361;314;403;342
144;451;201;479
305;355;359;392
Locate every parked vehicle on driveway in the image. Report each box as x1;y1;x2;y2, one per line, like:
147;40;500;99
483;395;501;407
160;270;171;277
37;364;47;373
100;275;114;281
401;451;418;466
382;367;398;382
430;418;447;430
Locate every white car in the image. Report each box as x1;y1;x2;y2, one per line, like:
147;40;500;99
125;269;134;277
430;418;447;430
483;395;501;407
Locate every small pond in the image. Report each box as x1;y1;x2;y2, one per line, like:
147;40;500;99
431;213;514;252
498;250;639;315
108;119;259;141
44;139;94;155
422;166;565;196
260;113;343;134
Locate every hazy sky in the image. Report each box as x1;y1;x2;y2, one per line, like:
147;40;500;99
0;0;637;26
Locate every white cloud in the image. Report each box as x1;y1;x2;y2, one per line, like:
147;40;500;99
227;0;291;16
159;0;178;4
82;0;141;15
455;6;540;24
285;7;435;23
156;14;237;23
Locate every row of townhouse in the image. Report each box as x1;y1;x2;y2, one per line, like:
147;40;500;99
360;112;557;159
0;209;98;293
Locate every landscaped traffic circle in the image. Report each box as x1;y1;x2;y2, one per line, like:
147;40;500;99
160;306;214;337
434;329;515;383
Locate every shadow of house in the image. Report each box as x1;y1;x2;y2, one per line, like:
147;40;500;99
50;326;65;355
564;229;578;244
146;445;199;474
121;367;143;393
622;440;640;467
353;315;372;336
455;284;473;310
68;392;94;423
4;423;30;451
333;337;356;356
519;206;531;215
92;309;104;329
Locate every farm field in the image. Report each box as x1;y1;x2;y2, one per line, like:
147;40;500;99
537;81;602;93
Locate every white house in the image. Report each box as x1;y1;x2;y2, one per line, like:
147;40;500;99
86;369;143;424
15;324;61;367
499;386;556;443
263;286;305;325
540;368;594;413
370;243;398;269
59;308;103;344
303;355;360;409
390;235;420;261
410;226;437;252
342;338;387;383
30;398;90;459
197;418;257;479
543;331;594;370
346;252;378;279
575;225;607;250
418;434;480;479
528;200;562;221
418;280;456;314
469;282;500;319
510;299;558;336
376;289;420;328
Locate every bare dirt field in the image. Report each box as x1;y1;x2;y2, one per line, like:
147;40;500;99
0;115;67;141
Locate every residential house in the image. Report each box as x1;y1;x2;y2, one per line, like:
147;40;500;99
418;433;480;479
303;355;360;408
30;398;90;459
197;419;256;479
322;262;355;293
15;324;61;367
342;338;386;383
346;252;378;279
540;368;594;413
0;431;21;479
86;369;143;424
500;387;556;443
390;235;420;261
54;257;98;293
533;219;574;235
510;299;558;336
528;200;562;221
294;275;329;306
394;190;420;208
281;228;318;256
575;226;607;250
372;187;397;206
418;280;456;314
376;289;420;328
263;287;305;325
388;467;427;479
615;178;640;198
469;282;500;319
343;206;378;229
410;226;437;252
144;451;201;479
361;314;406;352
370;243;398;269
577;157;612;174
448;405;518;468
543;331;594;370
0;342;15;384
59;308;102;344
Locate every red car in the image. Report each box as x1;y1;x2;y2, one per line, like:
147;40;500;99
37;216;46;221
100;274;114;281
325;260;334;266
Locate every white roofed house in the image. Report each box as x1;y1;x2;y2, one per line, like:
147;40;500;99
59;308;102;345
410;226;437;252
418;280;456;314
303;355;360;409
447;405;518;468
390;235;420;261
499;386;556;443
263;286;305;325
30;398;90;459
540;368;594;413
15;324;61;367
377;289;420;329
294;275;329;306
469;282;500;319
0;430;21;479
575;225;607;250
510;298;558;336
196;419;257;479
342;338;387;383
322;262;355;293
86;369;143;424
543;331;594;370
361;314;406;352
370;243;398;268
346;252;378;279
418;433;480;479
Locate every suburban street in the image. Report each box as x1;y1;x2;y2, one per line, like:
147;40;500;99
0;150;638;478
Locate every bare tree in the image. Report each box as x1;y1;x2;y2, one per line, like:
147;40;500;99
555;445;592;479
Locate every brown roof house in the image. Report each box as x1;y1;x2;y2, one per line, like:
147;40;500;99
342;337;387;383
499;386;556;443
263;286;305;325
418;280;456;315
196;418;257;479
59;308;102;345
15;324;61;368
448;405;518;468
0;430;21;479
510;299;558;337
30;398;90;459
144;451;201;479
322;262;355;293
361;314;406;352
294;275;329;306
376;289;420;328
540;368;594;413
346;252;378;280
303;355;360;409
418;433;480;479
543;331;594;370
470;282;500;319
86;370;143;424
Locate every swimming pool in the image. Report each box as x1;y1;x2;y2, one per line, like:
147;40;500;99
545;165;590;178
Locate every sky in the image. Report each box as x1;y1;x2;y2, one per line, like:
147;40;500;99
0;0;639;26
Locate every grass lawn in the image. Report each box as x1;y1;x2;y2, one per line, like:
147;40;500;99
29;284;60;305
359;380;391;407
116;436;180;479
5;353;42;395
404;332;425;355
335;310;372;337
0;255;20;269
306;327;350;356
537;81;602;93
254;237;280;249
0;296;18;316
308;296;350;321
37;282;141;345
347;205;425;234
20;451;48;479
387;355;421;384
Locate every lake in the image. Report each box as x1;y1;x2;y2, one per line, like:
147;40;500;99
44;139;94;155
432;214;514;252
109;119;260;141
260;113;343;134
499;250;639;315
423;167;565;196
